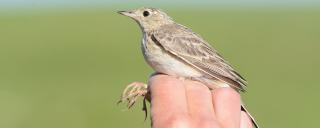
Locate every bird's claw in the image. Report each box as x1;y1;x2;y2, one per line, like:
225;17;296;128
118;82;148;108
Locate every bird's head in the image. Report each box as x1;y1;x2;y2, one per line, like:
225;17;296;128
118;7;173;32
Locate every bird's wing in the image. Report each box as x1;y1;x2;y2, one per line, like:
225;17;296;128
151;24;246;91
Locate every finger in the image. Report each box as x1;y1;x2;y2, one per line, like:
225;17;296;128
212;87;241;128
149;75;189;126
240;111;253;128
184;80;216;123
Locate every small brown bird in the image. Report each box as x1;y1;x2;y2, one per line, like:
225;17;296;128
118;7;259;128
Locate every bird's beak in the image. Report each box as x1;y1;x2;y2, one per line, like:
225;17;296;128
117;10;135;18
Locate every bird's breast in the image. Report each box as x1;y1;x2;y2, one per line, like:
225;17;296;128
141;36;202;78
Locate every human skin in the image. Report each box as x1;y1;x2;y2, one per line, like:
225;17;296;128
149;74;253;128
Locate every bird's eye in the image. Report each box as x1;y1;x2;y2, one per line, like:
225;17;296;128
143;11;150;17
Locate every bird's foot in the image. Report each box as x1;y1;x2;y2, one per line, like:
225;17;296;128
118;82;148;109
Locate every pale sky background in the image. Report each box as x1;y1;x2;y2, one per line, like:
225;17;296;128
1;0;320;9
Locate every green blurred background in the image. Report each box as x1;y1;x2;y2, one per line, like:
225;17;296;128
0;0;319;128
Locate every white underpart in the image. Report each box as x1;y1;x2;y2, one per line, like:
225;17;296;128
141;35;203;78
141;35;231;90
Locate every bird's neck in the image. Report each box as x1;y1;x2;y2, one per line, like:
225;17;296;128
140;20;174;33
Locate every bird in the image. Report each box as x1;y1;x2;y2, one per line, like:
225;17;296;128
117;7;259;128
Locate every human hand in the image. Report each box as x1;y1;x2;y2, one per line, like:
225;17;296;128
149;74;253;128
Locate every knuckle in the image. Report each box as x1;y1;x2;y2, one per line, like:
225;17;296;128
214;87;240;98
149;74;179;86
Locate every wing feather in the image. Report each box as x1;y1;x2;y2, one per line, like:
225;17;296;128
152;24;247;91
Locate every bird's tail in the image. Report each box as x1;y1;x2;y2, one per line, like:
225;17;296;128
241;104;260;128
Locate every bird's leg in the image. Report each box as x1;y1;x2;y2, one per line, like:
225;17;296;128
117;73;162;118
118;82;148;108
